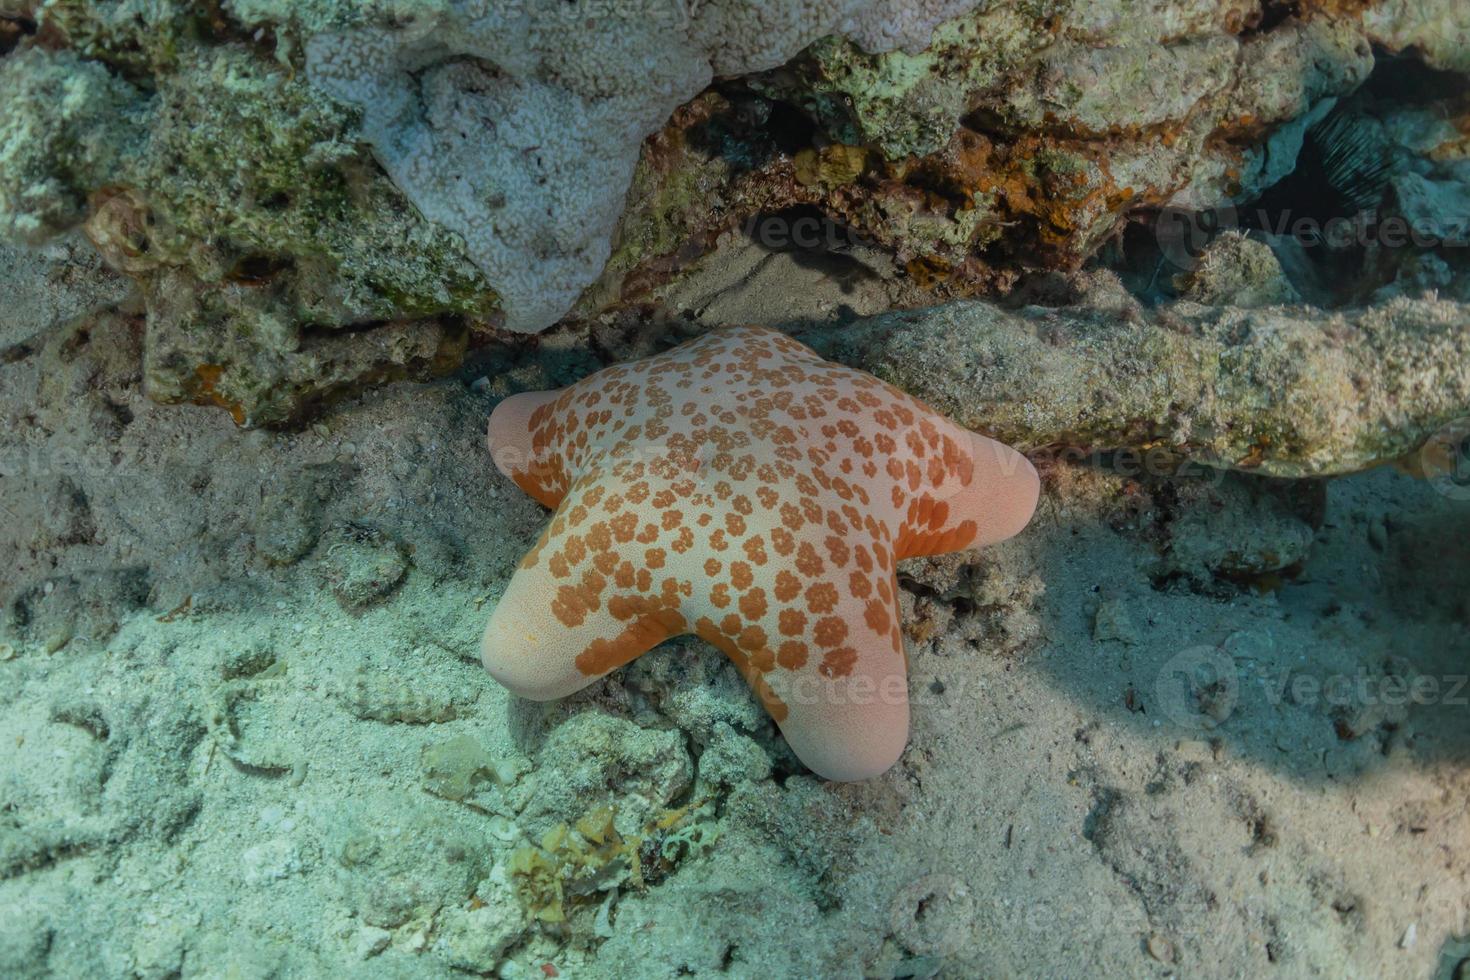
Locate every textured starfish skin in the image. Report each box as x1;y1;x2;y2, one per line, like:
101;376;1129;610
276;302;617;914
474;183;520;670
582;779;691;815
483;326;1039;780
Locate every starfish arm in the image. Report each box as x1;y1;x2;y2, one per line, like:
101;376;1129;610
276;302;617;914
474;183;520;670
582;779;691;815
762;569;909;782
481;475;689;700
686;512;911;780
774;651;910;781
487;389;573;509
955;431;1040;546
894;427;1039;559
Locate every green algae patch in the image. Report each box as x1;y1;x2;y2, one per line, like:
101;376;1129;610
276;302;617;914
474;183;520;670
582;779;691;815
509;801;719;928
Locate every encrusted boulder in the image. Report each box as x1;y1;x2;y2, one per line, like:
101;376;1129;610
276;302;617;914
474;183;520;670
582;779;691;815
814;284;1470;478
0;0;1466;424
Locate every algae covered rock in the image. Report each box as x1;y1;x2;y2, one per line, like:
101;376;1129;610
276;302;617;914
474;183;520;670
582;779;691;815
329;793;491;929
1176;232;1302;308
293;0;979;331
3;37;494;425
0;4;1445;311
517;712;693;839
2;0;1467;430
0;46;141;242
318;522;408;610
822;289;1470;478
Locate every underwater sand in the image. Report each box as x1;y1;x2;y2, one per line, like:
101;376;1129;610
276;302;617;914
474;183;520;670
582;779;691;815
2;240;1467;978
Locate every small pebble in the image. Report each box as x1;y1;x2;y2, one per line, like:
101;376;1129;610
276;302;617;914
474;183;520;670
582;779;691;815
1367;517;1388;552
352;925;391;960
488;816;521;843
1175;739;1213;763
1093;599;1140;645
1147;934;1176;963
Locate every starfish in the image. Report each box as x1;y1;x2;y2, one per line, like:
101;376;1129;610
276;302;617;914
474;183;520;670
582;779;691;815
482;326;1039;780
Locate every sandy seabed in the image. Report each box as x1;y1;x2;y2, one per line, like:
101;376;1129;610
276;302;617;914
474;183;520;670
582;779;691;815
1;241;1468;979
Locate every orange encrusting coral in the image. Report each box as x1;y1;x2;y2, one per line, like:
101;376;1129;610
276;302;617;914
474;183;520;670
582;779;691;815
482;326;1039;780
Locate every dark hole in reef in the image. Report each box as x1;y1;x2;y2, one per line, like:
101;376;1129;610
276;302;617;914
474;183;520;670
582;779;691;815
1360;46;1469;104
1229;46;1465;292
1105;45;1466;307
763;98;821;157
0;13;37;55
1241;1;1298;38
687;87;817;175
228;254;294;285
1240;47;1461;240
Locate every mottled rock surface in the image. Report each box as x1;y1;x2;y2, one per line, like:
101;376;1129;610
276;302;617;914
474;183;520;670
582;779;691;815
1;0;1467;422
818;283;1470;478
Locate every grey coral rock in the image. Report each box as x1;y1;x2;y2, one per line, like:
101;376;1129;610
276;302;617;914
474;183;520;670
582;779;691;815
516;711;693;838
302;0;979;330
318;522;408;609
815;287;1470;478
0;48;142;242
1176;232;1302;308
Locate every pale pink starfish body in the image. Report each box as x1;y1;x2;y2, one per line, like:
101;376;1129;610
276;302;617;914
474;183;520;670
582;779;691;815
483;326;1039;779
